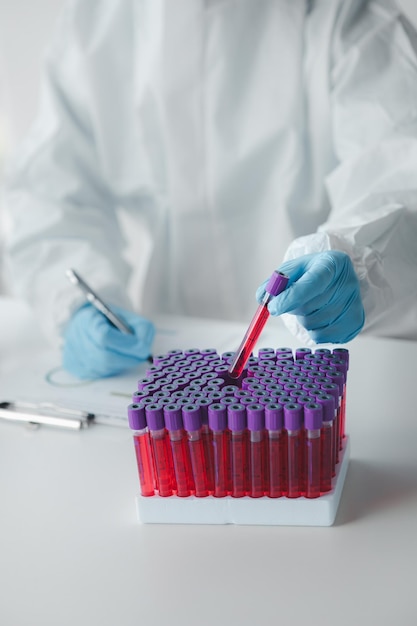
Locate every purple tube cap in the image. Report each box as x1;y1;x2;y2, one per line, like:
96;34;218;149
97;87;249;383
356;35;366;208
315;394;335;422
320;383;340;401
265;271;289;296
227;404;247;431
247;404;265;431
145;404;165;431
332;347;350;367
127;403;147;430
208;403;228;431
163;404;183;431
304;402;323;429
182;404;202;431
283;403;303;430
265;403;283;430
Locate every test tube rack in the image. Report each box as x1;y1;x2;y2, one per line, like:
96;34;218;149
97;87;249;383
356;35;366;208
129;347;350;526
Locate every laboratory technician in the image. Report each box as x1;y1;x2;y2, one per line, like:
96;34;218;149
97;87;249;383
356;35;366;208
3;0;417;379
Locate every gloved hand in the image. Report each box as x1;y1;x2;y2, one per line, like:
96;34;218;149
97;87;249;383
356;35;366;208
256;251;365;344
62;303;155;379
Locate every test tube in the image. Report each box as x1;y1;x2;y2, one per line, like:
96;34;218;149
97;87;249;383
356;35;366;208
164;403;194;497
284;403;304;498
182;404;209;497
247;404;266;498
228;271;289;379
325;370;345;454
127;403;155;497
304;402;323;499
208;403;230;497
145;403;174;497
329;357;349;443
315;393;336;486
320;382;340;465
264;402;286;497
228;404;248;497
196;397;215;493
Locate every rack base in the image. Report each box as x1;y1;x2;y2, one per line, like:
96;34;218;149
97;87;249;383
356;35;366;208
136;437;350;527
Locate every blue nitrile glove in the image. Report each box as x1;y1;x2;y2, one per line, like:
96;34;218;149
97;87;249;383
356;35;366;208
62;304;155;379
256;251;365;344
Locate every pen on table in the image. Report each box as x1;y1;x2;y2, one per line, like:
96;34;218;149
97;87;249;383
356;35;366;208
66;268;153;363
0;401;94;430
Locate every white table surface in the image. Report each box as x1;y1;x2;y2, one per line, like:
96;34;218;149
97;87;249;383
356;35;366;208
1;296;417;626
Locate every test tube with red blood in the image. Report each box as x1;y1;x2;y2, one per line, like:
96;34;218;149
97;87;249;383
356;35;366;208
315;393;336;486
182;404;209;497
284;403;304;498
127;403;155;497
304;402;323;499
265;402;286;498
208;402;230;497
247;404;267;498
228;272;289;379
320;382;340;465
145;403;174;497
227;404;248;497
164;403;194;497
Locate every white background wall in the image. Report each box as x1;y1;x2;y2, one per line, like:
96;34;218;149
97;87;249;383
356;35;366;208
0;0;417;293
0;0;66;150
1;0;417;149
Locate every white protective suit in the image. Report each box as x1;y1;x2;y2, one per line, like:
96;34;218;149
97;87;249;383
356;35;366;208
4;0;417;345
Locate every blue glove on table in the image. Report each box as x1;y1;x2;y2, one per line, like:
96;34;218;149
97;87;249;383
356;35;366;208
63;304;155;379
256;251;365;344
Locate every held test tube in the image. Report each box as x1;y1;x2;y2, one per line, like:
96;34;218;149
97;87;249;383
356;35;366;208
228;271;289;379
128;403;155;497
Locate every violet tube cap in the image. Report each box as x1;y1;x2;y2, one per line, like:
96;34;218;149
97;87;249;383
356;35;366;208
265;403;283;430
320;383;340;404
304;402;323;430
184;348;201;357
132;390;147;403
329;358;349;378
315;348;331;356
145;404;165;431
127;403;147;431
182;404;202;431
332;347;350;368
284;403;303;430
208;403;228;431
227;404;247;431
327;371;345;394
196;397;211;424
295;347;312;360
163;404;183;431
247;404;265;431
315;394;335;422
265;271;289;296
